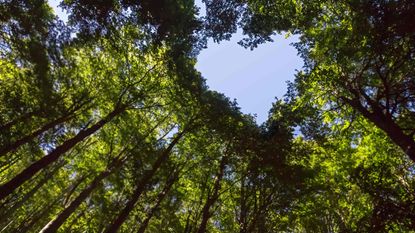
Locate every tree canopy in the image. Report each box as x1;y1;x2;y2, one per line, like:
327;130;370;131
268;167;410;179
1;0;415;232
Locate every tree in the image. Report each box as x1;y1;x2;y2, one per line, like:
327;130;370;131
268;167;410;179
201;0;415;161
2;1;415;232
1;1;210;231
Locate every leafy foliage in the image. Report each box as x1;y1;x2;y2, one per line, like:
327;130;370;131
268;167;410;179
0;0;414;232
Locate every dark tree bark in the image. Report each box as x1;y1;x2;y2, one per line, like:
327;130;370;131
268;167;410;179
183;211;193;233
197;155;227;233
0;100;88;157
40;129;163;232
0;155;20;174
239;176;248;233
136;170;178;233
39;157;124;233
66;209;86;232
0;105;126;201
344;97;415;162
62;174;90;208
13;194;62;233
0;113;75;156
0;160;65;221
104;130;186;233
0;109;41;132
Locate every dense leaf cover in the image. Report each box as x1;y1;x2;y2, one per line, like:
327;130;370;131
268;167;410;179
0;0;414;232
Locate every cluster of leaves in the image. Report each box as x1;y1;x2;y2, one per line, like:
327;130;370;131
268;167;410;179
1;0;415;232
233;0;415;231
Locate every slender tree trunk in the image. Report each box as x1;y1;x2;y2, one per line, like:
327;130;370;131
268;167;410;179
0;109;41;133
183;211;193;233
197;156;227;233
39;178;95;232
239;176;248;233
14;195;62;233
246;190;272;233
0;219;15;233
66;209;86;232
0;155;20;174
0;113;74;156
136;171;178;233
246;205;261;233
0;160;65;220
62;174;89;207
104;130;186;233
0;105;126;201
0;101;88;157
40;128;161;232
39;157;124;233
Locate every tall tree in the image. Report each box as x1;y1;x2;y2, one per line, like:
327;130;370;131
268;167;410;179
104;128;188;232
201;0;415;161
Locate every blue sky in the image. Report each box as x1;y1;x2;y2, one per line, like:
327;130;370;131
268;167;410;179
48;0;303;124
194;0;303;124
196;33;302;123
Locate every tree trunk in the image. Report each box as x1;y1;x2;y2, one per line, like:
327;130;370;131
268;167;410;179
183;211;193;233
0;105;126;201
344;97;415;162
136;171;178;233
39;157;123;233
0;101;88;157
0;109;41;133
43;136;161;231
104;130;186;233
66;209;86;232
0;155;20;175
0;113;75;157
14;194;62;233
197;155;227;233
0;160;65;221
239;176;248;233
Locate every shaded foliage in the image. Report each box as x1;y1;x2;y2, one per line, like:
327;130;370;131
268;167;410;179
0;1;415;232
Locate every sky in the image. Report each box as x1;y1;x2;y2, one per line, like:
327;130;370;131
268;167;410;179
196;34;302;123
194;0;303;124
48;0;303;124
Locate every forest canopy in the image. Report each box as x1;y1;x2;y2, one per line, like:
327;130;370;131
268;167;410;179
0;0;415;232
